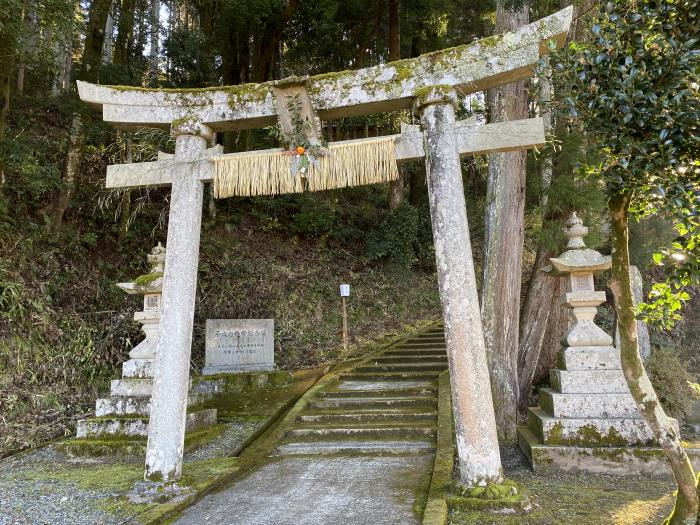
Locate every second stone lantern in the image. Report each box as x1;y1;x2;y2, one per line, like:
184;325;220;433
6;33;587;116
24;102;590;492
518;213;678;475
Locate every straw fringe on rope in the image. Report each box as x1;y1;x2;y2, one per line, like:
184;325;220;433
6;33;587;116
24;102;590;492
213;136;399;198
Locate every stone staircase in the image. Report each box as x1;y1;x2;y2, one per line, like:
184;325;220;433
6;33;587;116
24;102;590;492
274;326;447;457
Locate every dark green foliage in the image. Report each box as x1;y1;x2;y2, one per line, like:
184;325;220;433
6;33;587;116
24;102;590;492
646;348;698;422
366;203;420;267
164;29;216;88
551;0;700;328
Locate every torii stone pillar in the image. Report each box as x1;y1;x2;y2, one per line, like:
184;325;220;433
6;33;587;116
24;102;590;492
417;87;502;485
144;119;213;481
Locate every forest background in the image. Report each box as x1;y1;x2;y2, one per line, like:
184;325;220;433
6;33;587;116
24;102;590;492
0;0;697;458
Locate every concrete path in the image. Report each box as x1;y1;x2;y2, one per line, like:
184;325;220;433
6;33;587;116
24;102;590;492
174;327;447;525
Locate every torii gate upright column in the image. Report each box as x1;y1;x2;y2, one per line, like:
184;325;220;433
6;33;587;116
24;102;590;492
417;87;503;486
144;120;213;482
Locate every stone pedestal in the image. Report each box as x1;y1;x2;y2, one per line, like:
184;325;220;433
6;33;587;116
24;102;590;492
73;243;216;445
518;214;676;475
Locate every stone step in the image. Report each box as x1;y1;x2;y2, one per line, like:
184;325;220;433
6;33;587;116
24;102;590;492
382;349;446;357
95;392;205;417
550;369;628;394
95;396;150;417
285;426;437;440
307;396;436;411
319;387;436;398
273;440;435;456
297;412;437;425
392;341;447;349
408;336;445;342
539;388;641;419
77;408;217;438
340;371;442;381
109;378;153;398
122;359;154;379
355;363;447;373
557;346;621;371
335;379;437;391
371;355;447;364
527;407;654;446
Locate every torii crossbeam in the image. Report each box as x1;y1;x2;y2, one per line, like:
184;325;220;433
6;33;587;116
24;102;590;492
78;6;572;486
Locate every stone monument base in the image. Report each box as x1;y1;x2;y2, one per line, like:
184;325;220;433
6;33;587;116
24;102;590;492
202;363;275;375
66;356;218;457
518;426;700;477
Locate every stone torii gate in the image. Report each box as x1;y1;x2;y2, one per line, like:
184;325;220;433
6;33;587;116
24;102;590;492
78;6;572;486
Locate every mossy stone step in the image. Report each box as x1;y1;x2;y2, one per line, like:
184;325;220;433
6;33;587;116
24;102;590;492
340;371;443;381
57;425;226;459
319;387;437;398
273;439;436;456
297;412;437;425
355;363;447;373
284;426;437;441
403;341;445;346
382;349;446;356
95;392;205;417
307;396;436;410
335;379;437;391
371;355;447;363
76;408;217;438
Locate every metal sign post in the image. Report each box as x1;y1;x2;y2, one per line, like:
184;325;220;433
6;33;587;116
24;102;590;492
340;284;350;350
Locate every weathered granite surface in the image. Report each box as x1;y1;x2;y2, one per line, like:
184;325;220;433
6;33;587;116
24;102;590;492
419;87;502;486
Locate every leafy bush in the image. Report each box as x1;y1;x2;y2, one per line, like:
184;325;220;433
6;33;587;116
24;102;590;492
366;203;419;267
646;347;698;422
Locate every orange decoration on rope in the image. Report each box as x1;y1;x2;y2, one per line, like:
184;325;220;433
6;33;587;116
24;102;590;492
295;146;305;155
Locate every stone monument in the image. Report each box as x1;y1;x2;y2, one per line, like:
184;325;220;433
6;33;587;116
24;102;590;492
518;213;679;475
203;319;275;374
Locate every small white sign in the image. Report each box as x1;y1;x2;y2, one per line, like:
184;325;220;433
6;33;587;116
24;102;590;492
340;284;350;297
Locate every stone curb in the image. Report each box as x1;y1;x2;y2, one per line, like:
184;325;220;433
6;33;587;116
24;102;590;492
421;370;453;525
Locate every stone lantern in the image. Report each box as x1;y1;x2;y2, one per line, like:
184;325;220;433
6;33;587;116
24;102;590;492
72;242;217;443
517;213;678;475
116;243;165;374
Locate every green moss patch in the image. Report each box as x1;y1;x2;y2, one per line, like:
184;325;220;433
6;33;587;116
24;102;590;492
448;461;675;525
446;479;530;512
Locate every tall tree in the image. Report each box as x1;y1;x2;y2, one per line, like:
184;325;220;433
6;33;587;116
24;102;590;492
481;0;528;440
149;0;159;84
254;0;300;82
387;0;404;209
114;0;136;66
516;0;597;415
556;0;700;522
1;0;25;193
44;0;113;231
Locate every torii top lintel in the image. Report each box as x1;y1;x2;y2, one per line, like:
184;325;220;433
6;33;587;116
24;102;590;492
77;7;572;132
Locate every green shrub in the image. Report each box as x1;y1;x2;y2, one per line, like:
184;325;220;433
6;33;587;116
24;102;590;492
366;203;419;267
646;347;698;422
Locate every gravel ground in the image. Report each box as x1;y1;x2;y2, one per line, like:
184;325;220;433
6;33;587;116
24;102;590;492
185;417;265;461
0;446;127;525
0;417;267;525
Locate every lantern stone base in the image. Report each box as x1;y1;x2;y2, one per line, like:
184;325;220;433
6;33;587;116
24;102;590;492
74;356;217;441
518;426;700;477
519;343;683;475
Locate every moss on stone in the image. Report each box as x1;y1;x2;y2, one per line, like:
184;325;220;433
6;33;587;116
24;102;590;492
134;272;162;288
446;479;530;513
